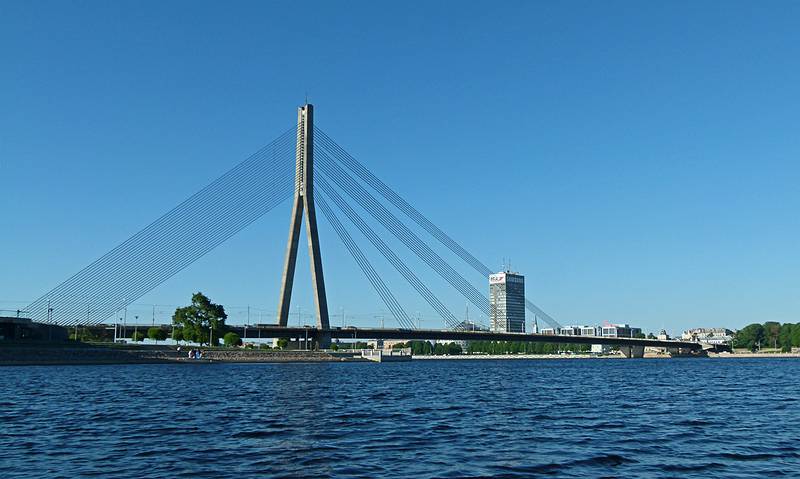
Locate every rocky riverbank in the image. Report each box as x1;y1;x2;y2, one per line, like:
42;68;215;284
200;349;359;363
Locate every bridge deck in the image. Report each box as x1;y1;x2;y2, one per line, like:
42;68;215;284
231;325;701;350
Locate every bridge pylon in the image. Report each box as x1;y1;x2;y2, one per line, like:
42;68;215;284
276;104;330;348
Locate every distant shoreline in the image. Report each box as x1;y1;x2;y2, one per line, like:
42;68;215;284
3;344;799;367
413;354;625;360
708;352;800;359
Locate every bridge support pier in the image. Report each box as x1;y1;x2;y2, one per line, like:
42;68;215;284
620;345;645;358
316;331;331;351
275;104;331;349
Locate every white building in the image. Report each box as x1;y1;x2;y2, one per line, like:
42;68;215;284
591;344;611;354
557;325;599;336
558;326;581;336
581;326;599;336
600;323;642;338
681;328;734;345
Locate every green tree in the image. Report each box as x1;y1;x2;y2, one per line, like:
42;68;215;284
763;321;781;349
172;328;184;343
276;338;289;350
778;323;794;352
446;342;463;355
734;323;764;351
131;331;145;342
172;292;227;346
148;327;167;343
791;323;800;348
409;341;433;355
223;332;242;347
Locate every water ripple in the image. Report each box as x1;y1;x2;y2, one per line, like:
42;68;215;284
2;359;800;478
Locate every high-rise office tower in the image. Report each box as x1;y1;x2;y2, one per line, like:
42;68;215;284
489;271;525;333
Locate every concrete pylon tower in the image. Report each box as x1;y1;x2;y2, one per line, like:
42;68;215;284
276;104;330;346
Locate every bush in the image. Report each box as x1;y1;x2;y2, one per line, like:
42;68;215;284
131;331;146;342
259;343;272;350
276;338;288;350
148;327;167;342
223;332;242;347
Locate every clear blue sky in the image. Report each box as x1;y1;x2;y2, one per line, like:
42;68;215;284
2;1;799;334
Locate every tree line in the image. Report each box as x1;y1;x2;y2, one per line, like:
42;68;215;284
466;341;591;355
734;322;800;352
391;341;463;355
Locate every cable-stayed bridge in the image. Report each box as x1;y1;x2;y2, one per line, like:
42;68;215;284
21;104;700;355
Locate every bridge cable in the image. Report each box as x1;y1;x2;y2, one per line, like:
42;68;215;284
314;129;562;330
317;157;491;320
49;174;292;327
35;129;293;312
44;135;295;325
315;192;415;329
315;151;493;319
315;127;493;275
43;135;295;326
28;128;297;325
315;174;461;330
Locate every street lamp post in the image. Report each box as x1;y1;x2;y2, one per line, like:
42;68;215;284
46;300;54;341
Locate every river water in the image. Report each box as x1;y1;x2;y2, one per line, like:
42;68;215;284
1;358;799;478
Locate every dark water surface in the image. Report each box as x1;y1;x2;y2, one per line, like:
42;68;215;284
2;358;799;478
